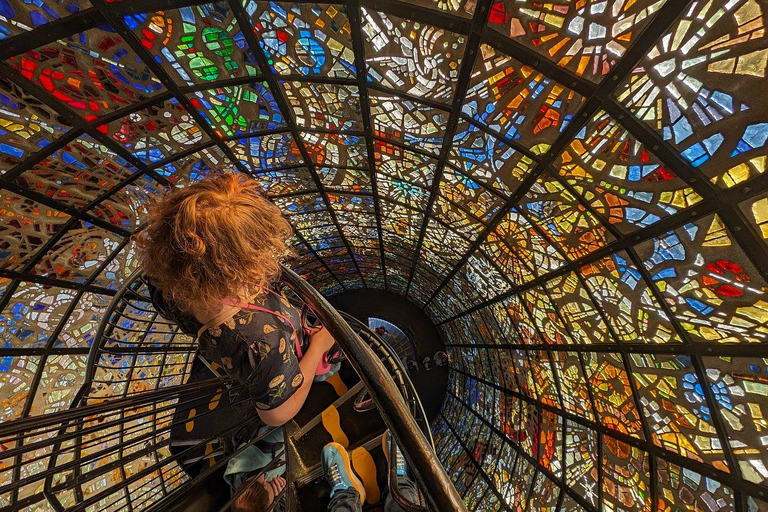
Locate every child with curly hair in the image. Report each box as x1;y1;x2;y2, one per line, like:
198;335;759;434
136;173;336;427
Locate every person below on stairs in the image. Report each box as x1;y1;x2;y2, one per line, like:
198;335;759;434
322;431;421;512
226;424;287;512
135;172;337;427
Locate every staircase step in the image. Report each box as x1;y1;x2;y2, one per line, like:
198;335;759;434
282;355;415;511
325;371;349;396
285;408;389;511
351;446;380;504
291;397;385;470
321;405;350;447
297;433;385;486
293;434;391;511
295;380;364;435
292;374;355;427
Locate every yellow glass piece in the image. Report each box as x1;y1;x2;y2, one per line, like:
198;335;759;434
751;197;768;238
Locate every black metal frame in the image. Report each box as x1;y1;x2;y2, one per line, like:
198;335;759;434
444;363;766;512
404;0;493;296
421;0;762;306
225;0;368;287
440;409;511;512
2;0;768;510
0;0;766;307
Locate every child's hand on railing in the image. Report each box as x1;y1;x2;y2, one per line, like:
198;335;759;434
310;325;337;354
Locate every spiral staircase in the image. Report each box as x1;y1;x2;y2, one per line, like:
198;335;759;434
3;1;768;511
0;268;462;512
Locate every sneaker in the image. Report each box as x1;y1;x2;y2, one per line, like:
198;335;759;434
322;442;366;504
382;430;407;477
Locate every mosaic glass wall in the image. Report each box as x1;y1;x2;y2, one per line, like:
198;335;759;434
1;0;768;510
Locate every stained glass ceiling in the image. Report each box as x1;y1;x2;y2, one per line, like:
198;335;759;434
1;0;768;511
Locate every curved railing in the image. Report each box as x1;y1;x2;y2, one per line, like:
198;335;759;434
0;268;467;512
339;312;433;445
279;268;465;512
339;312;434;511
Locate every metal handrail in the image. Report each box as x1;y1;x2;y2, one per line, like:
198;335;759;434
340;312;434;446
280;268;466;512
338;314;433;511
41;270;200;512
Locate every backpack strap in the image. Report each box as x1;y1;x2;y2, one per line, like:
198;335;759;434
196;305;242;341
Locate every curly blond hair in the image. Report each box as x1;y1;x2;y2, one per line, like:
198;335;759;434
232;475;271;512
135;173;292;314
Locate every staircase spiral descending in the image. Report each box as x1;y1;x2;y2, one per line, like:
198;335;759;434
0;268;462;512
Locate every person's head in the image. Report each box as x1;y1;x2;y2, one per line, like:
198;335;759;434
232;474;272;512
135;173;292;314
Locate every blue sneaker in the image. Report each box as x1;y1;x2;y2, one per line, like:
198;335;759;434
322;442;366;504
382;430;407;477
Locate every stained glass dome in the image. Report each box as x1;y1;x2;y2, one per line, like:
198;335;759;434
1;0;768;511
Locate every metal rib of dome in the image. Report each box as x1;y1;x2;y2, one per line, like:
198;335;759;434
1;0;768;511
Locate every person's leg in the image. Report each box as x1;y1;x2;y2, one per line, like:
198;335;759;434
384;476;419;512
323;443;366;512
382;431;422;512
328;488;363;512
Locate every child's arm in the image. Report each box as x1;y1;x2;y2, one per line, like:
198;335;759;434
257;327;336;426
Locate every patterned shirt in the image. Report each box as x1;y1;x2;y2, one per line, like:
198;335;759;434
146;282;305;411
